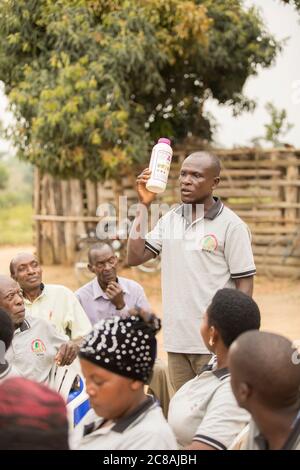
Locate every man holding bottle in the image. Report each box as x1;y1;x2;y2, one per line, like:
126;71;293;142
127;151;256;391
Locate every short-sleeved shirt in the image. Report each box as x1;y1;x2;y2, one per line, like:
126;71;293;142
5;315;68;383
23;284;92;340
168;362;250;449
71;396;177;450
75;277;151;325
242;415;300;450
0;362;19;383
145;198;256;353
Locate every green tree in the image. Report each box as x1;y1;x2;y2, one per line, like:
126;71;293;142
0;0;280;180
263;102;294;147
251;102;294;148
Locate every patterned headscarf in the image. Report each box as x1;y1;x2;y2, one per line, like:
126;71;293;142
0;377;69;450
79;313;161;383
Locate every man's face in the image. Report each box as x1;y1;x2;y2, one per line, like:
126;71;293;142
80;359;137;420
179;156;219;204
88;246;118;286
12;254;42;291
0;280;25;326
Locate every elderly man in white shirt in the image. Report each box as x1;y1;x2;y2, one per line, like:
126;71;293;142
0;275;78;383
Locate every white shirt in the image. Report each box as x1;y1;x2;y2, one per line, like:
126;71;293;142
168;363;249;449
72;397;177;450
5;315;68;383
145;199;256;353
24;284;92;340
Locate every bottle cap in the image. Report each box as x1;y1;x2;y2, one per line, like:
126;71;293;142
158;138;171;146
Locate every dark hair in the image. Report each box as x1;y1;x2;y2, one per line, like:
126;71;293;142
0;308;14;350
207;288;261;348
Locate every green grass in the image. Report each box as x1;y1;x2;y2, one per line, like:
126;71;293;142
0;203;33;245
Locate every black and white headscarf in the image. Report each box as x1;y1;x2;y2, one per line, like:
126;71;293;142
79;314;161;383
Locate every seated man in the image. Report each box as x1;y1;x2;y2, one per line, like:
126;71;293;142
10;252;91;342
0;275;78;383
75;242;174;418
0;308;17;381
229;331;300;450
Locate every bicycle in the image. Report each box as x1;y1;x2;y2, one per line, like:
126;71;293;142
262;227;300;281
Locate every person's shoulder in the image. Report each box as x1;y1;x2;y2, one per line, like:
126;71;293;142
75;279;94;296
44;284;75;296
133;405;177;445
118;277;144;291
220;205;249;229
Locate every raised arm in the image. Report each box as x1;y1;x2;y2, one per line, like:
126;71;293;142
127;168;157;266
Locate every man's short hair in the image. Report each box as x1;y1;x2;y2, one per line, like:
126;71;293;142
88;242;114;264
207;288;261;348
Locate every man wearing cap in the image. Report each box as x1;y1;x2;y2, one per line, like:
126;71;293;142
128;151;256;391
10;252;91;342
0;275;78;383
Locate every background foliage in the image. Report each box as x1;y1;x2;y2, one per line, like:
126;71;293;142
0;0;280;179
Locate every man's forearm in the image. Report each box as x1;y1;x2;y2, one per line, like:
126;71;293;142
127;203;150;266
234;276;254;297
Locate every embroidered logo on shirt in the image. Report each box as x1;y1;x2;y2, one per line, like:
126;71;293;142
201;234;218;252
31;339;46;354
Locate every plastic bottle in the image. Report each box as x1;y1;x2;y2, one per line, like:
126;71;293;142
146;138;173;193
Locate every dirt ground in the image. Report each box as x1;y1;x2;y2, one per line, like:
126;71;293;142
1;245;300;361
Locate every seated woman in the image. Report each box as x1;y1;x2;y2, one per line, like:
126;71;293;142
168;288;261;450
71;309;177;450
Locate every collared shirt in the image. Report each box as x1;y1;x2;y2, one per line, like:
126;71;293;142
168;361;249;449
242;414;300;450
0;362;19;383
5;315;68;383
145;197;256;353
71;396;177;450
23;284;92;340
75;277;151;325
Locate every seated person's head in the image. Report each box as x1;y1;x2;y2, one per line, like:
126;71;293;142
88;243;118;286
0;377;69;450
201;288;261;354
228;331;300;413
0;308;14;355
0;276;25;328
79;309;161;421
9;252;42;291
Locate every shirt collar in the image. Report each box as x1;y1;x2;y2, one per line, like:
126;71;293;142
198;361;230;381
174;197;224;222
23;283;45;305
83;396;156;437
112;396;156;433
14;318;31;334
254;411;300;450
92;277;129;300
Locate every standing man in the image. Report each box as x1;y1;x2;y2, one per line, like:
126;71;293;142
75;242;174;417
10;253;91;342
127;151;256;391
